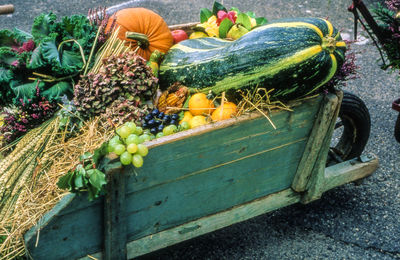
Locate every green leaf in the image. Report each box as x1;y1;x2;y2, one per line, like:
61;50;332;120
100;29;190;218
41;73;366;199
57;171;75;190
11;80;44;103
88;169;107;190
236;13;252;31
12;28;32;43
0;30;17;47
74;171;85;189
219;18;234;39
212;1;227;16
31;13;57;42
41;40;61;66
0;47;19;67
79;151;93;161
28;46;45;69
61;50;83;70
75;164;86;176
41;81;72;102
230;7;240;13
192;26;207;33
246;11;256;18
256;17;268;26
87;185;100;201
93;142;108;165
200;8;213;23
0;68;13;83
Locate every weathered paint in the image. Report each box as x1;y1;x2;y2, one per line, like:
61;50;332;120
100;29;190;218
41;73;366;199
24;92;377;260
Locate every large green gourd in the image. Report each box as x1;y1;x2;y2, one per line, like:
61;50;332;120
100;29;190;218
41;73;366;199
159;17;346;100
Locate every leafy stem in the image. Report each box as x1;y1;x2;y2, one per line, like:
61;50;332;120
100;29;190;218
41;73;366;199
57;143;108;201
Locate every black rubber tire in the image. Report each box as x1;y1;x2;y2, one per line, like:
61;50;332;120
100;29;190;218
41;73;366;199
328;91;371;164
395;113;400;143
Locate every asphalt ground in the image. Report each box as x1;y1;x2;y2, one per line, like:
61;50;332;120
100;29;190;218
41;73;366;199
1;0;399;259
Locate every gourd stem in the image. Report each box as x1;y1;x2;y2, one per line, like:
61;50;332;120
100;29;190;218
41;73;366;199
322;36;337;54
126;31;149;49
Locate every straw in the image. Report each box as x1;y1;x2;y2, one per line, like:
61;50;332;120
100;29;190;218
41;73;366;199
0;116;115;258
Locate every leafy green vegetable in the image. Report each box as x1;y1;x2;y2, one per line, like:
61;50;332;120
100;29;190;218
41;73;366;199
0;47;19;67
236;13;252;31
200;8;213;23
246;11;256;18
219;18;234;38
0;68;13;83
57;144;109;201
41;81;72;102
10;80;45;103
256;17;268;26
88;169;107;191
212;1;227;16
31;13;57;43
0;12;98;107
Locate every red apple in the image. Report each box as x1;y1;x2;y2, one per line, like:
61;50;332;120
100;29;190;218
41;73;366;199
171;29;188;44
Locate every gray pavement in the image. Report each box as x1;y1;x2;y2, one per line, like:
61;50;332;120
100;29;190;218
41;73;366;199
1;0;399;259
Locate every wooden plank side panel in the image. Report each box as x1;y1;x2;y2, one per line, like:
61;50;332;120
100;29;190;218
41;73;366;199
79;189;301;260
25;95;323;259
125;138;307;241
127;189;301;258
25;194;103;260
125;96;322;195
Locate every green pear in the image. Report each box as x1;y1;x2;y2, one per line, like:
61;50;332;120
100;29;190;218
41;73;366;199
226;24;249;40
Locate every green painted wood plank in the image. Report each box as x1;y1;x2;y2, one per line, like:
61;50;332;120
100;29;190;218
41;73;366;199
25;95;324;259
126;189;300;259
124;139;306;241
77;156;378;260
25;194;103;260
291;93;339;192
322;155;378;192
24;193;76;245
103;164;127;259
301;91;343;204
79;188;301;260
125;96;322;195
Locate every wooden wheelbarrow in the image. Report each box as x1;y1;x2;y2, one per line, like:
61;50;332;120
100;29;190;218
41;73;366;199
24;90;378;259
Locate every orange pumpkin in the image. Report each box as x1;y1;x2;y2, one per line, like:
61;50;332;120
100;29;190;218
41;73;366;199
107;8;174;61
211;102;237;122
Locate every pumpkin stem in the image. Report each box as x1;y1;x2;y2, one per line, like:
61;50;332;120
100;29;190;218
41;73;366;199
126;32;149;49
321;36;337;54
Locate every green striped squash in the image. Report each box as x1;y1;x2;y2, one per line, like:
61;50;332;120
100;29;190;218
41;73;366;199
159;17;346;100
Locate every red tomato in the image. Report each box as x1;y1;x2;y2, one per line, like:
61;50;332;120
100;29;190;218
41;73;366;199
171;29;188;44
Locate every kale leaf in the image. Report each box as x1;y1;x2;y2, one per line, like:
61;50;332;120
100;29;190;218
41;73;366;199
0;13;97;106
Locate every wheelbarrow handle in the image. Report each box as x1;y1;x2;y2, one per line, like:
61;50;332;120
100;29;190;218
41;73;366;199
0;4;14;15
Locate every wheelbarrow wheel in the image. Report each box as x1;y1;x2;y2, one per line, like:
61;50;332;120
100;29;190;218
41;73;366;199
395;113;400;143
327;91;371;165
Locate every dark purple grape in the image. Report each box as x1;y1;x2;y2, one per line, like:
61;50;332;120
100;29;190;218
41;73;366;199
144;114;153;122
148;119;156;127
151;109;160;117
171;114;179;121
157;124;165;132
170;119;178;126
162;115;171;123
150;127;158;135
155;120;162;126
142;122;149;129
157;112;165;119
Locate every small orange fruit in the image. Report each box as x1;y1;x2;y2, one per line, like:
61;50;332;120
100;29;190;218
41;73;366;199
188;93;215;116
189;115;208;129
211;102;237;122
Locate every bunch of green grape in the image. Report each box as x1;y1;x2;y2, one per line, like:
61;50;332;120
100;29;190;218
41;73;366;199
107;122;150;167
